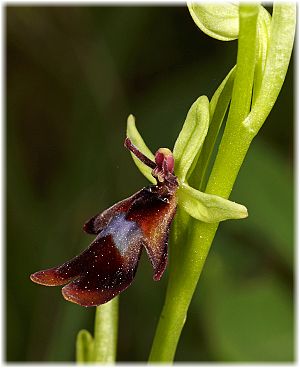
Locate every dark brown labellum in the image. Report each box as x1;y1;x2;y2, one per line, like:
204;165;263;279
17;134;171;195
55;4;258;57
30;138;179;306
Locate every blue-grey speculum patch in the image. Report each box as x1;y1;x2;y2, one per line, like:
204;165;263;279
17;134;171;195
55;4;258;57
100;213;143;255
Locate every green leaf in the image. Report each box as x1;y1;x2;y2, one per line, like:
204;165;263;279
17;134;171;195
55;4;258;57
189;66;236;190
173;96;209;181
187;2;239;41
244;4;296;135
126;114;155;184
177;183;248;223
209;66;236;119
76;329;94;363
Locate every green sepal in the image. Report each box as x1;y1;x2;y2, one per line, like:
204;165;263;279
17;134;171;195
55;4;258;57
177;182;248;223
76;329;94;363
126;114;156;184
187;2;239;41
173;96;209;181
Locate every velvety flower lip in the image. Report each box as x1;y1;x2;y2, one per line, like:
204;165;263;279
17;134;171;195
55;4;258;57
30;219;143;306
30;138;178;307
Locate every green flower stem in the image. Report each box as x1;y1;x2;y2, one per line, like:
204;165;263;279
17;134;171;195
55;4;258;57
149;220;219;362
93;297;119;363
221;4;258;140
149;4;259;362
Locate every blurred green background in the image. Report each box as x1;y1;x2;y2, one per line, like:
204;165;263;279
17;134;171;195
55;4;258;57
6;5;294;362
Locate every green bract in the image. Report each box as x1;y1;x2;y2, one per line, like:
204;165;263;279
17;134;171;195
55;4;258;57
187;2;239;41
189;66;236;189
253;7;271;103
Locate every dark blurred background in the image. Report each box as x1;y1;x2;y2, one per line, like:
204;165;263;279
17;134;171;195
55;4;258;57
6;5;294;362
